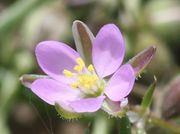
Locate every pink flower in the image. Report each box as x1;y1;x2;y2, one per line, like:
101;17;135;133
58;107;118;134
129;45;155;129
27;24;135;116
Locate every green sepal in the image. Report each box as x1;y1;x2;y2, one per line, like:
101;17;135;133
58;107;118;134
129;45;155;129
20;74;48;88
128;46;156;77
140;76;157;115
55;103;82;120
72;20;95;65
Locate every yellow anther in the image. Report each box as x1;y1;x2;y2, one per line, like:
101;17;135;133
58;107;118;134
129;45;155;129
71;82;79;88
76;58;85;67
84;84;90;89
77;74;98;89
73;58;85;73
63;58;101;92
63;69;74;77
88;64;95;72
92;75;98;81
74;65;82;73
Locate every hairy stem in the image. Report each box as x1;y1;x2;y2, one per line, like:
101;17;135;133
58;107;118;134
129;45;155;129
119;115;131;134
92;114;111;134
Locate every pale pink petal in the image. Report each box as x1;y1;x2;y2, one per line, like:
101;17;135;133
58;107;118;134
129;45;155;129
102;97;128;116
31;78;80;105
55;100;75;113
35;41;80;83
102;97;121;115
105;64;135;101
69;96;105;113
92;24;125;78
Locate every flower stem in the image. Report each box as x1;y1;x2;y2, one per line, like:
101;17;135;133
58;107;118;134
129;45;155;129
130;106;180;134
147;115;180;134
92;114;112;134
119;115;131;134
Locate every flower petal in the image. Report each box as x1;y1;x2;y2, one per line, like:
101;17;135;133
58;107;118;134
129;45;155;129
31;78;80;105
102;97;121;116
56;100;74;112
92;24;125;78
55;102;81;119
102;97;128;117
105;64;135;101
69;96;105;113
35;41;80;83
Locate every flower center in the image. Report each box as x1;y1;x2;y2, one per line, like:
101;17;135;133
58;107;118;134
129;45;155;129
63;58;104;96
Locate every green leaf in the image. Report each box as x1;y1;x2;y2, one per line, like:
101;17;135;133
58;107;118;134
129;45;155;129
55;103;81;120
128;46;156;77
141;76;157;115
119;115;131;134
72;20;95;65
20;74;48;88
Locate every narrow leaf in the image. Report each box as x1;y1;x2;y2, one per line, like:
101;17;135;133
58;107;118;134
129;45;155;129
141;76;157;115
128;46;156;76
20;74;48;88
72;20;95;65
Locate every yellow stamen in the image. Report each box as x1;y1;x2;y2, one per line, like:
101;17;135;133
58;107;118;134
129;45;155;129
74;65;82;73
63;58;102;94
76;58;85;67
77;74;98;89
84;84;90;89
73;58;85;73
92;75;98;81
88;64;95;72
71;82;79;88
63;69;74;77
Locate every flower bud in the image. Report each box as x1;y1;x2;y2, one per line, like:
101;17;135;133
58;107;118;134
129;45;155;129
162;75;180;119
135;32;177;80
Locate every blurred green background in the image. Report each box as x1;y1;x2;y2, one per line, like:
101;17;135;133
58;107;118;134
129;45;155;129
0;0;179;134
